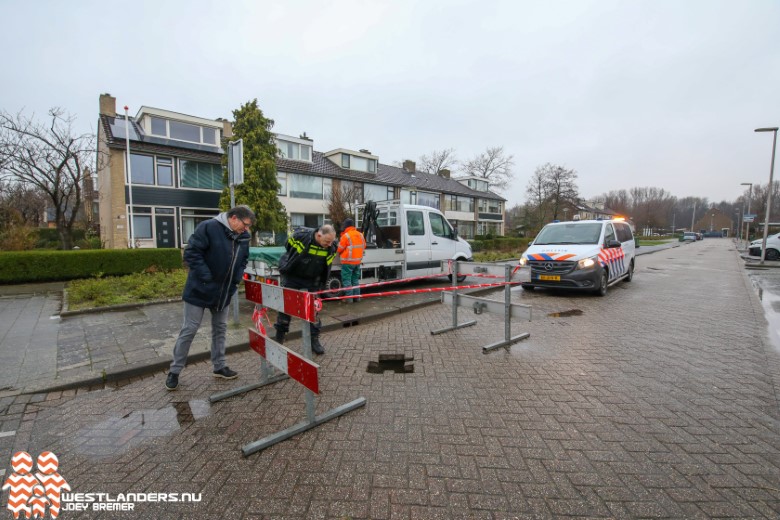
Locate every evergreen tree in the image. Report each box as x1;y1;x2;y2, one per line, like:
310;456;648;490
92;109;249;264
220;99;287;237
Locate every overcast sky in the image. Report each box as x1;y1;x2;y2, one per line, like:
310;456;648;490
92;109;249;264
2;0;778;209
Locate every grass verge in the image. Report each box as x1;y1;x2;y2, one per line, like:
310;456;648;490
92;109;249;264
67;270;187;310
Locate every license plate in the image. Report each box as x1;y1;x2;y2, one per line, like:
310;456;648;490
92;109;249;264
538;274;560;281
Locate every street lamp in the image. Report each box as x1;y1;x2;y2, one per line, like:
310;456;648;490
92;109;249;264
741;182;752;249
756;127;779;264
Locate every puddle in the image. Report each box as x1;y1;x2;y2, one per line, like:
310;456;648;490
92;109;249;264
367;354;413;374
547;309;583;318
71;399;211;457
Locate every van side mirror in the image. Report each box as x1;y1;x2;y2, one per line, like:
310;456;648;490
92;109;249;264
606;239;621;249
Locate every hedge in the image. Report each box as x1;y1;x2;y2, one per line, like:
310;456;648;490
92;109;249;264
469;237;530;253
0;249;184;284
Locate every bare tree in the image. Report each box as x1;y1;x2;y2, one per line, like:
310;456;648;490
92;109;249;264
0;108;100;249
418;148;458;174
524;167;550;233
462;146;514;192
543;164;579;220
326;182;363;233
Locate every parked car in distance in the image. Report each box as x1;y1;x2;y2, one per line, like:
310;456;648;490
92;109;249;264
748;233;780;260
683;232;697;241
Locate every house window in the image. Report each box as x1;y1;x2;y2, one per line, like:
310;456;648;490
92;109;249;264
401;189;416;205
156;157;173;186
149;116;220;145
180;160;223;190
278;141;312;161
478;199;502;214
341;154;350;169
169;121;201;142
364;183;390;203
129;154;154;185
181;208;219;244
130;206;153;239
416;191;440;210
289;174;324;199
445;195;474;212
129;154;175;187
277;171;287;196
202;128;217;145
151;117;166;136
291;213;323;229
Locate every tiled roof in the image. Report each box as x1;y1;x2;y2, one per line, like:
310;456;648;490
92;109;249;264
278;151;505;201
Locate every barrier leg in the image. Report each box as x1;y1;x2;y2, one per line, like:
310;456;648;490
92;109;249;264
210;357;288;403
432;261;477;335
242;397;367;456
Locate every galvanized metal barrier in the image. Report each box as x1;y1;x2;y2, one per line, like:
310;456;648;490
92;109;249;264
434;262;532;352
210;280;366;456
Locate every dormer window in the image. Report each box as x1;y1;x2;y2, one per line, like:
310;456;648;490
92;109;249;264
149;116;219;145
324;148;379;173
340;153;376;173
278;140;312;162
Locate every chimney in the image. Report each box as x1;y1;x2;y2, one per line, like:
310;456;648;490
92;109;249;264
438;168;451;179
403;160;416;173
221;119;233;139
99;93;116;116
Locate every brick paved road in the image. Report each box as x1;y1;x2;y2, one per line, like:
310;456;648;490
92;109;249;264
1;239;779;518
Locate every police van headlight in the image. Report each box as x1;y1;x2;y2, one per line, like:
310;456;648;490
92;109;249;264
577;256;597;270
519;256;528;267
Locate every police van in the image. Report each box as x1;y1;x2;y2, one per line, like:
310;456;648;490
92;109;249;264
518;218;635;296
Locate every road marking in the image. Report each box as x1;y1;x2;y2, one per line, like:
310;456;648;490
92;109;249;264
0;430;16;438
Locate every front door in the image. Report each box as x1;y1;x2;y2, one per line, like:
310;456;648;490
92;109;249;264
155;215;176;248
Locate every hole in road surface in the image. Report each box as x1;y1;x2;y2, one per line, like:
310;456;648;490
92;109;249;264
367;353;414;373
547;309;583;318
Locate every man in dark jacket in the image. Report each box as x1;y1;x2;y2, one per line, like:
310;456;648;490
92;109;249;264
166;205;255;391
274;225;337;355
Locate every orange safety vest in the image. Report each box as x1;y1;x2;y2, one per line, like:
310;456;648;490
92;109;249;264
338;226;366;265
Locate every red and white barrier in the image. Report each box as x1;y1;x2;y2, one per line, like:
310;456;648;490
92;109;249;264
248;328;319;394
212;280;366;457
245;279;318;322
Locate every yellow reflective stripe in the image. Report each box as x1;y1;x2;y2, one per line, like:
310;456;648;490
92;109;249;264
289;237;305;253
326;253;335;265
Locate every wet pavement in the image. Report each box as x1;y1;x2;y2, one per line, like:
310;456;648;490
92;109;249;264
1;238;779;518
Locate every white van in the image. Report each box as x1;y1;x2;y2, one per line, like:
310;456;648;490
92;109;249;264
244;201;473;289
518;219;636;296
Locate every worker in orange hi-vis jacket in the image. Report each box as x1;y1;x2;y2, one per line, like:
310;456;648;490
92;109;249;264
337;218;366;304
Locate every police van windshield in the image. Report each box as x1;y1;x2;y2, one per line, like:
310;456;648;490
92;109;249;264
534;223;603;245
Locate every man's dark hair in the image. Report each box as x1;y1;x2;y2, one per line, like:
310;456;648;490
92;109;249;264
228;205;256;225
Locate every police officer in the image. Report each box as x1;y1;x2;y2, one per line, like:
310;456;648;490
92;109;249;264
273;224;337;355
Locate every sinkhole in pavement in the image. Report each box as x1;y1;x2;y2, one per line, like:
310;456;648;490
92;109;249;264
367;353;414;374
547;309;583;318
